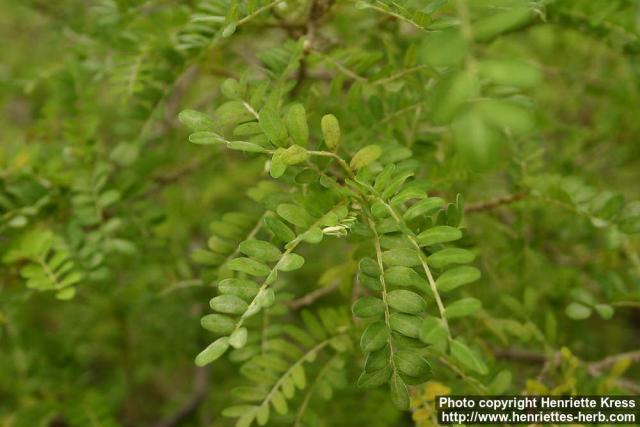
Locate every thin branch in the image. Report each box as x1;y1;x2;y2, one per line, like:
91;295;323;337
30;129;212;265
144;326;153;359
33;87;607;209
493;347;640;392
289;280;340;310
152;366;210;427
587;350;640;375
132;154;215;202
465;192;527;213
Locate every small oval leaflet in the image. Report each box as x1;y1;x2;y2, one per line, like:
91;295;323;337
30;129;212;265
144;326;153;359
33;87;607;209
201;314;235;334
227;257;271;277
178;109;215;131
450;339;488;375
390;373;409;409
229;327;248;348
278;253;305;271
428;247;476;269
360;321;389;352
239;239;282;262
195;337;229;366
350;145;382;170
389;313;421;338
286;104;309;146
188;131;224;145
387;290;427;314
210;295;249;314
259;106;287;145
436;266;481;292
321;114;341;150
227;141;267;153
352;296;385;318
445;297;482;319
416;225;462;246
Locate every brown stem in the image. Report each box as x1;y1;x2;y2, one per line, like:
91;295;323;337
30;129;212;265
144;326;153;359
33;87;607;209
465;192;527;213
493;347;640;392
152;366;210;427
288;280;340;310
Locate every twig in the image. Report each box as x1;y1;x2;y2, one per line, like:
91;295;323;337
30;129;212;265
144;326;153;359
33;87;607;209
152;366;210;427
587;350;640;375
132;154;215;202
491;347;547;364
465;192;527;213
289;280;340;310
493;347;640;392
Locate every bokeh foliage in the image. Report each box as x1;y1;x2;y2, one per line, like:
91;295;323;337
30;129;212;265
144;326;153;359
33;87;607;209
1;0;639;426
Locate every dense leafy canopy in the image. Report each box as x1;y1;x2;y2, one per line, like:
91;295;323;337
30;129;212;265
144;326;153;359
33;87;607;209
1;0;640;426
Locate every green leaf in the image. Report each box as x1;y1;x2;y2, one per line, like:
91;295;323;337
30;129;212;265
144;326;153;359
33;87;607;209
473;7;532;41
416;226;462;246
253;289;273;309
394;350;432;381
384;266;427;289
403;197;444;221
201;314;235;334
218;278;260;300
270;148;287;178
387;290;426;314
436;266;481;292
281;145;308;165
350;145;382;170
429;70;478;125
189;131;225;145
428;248;476;269
277;204;314;228
223;405;255;417
229;327;248;348
359;257;381;276
221;78;241;99
619;215;640;234
419;316;448;347
301;227;323;244
210;295;249;314
360;321;389;352
195;337;229;366
357;365;392;388
390;374;409;409
222;22;236;37
291;364;306;389
374;164;396;193
286;104;309;146
239;239;282;262
478;99;534;135
232;387;268;402
271;390;288;415
478;59;541;89
489;370;512;394
365;346;390;372
256;404;269;425
277;253;305;271
227;257;271;277
265;217;295;242
566;302;592;320
259;106;287;146
352;296;385;318
179;109;215;131
445;297;482;319
227;141;267;153
389;313;421;338
450;339;488;375
321;114;340;150
594;304;614;320
452;107;502;170
382;248;421;267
